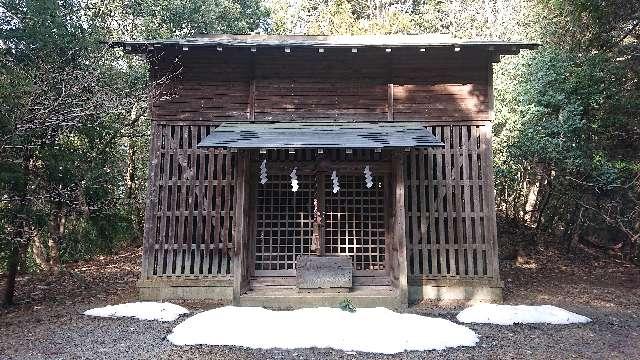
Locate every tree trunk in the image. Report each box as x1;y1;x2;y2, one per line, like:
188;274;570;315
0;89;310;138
2;243;20;307
565;205;583;253
48;207;64;271
31;229;50;271
3;150;33;307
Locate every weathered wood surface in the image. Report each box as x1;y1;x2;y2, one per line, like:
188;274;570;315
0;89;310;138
323;172;387;273
296;255;353;291
149;47;490;123
140;47;500;294
390;152;409;307
233;150;249;304
404;123;500;284
141;123;236;279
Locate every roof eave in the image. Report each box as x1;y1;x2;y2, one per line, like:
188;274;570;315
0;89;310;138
106;40;540;55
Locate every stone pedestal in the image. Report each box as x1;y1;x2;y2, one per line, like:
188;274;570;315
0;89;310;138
296;255;352;293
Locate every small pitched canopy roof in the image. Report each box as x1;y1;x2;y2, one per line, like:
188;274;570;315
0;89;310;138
197;122;444;150
111;34;538;55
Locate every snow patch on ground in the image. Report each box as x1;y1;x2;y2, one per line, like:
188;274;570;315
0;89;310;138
84;302;189;322
457;304;592;325
167;306;478;353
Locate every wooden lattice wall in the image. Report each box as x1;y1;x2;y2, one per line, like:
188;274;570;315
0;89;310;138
404;123;499;284
324;174;387;273
252;150;391;277
142;122;236;279
255;173;315;273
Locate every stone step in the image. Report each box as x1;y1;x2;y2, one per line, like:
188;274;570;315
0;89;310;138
239;286;401;309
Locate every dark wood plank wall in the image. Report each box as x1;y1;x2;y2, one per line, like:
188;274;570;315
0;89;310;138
149;47;489;122
142;46;499;286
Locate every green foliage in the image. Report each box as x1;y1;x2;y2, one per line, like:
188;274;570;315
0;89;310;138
0;0;273;281
126;0;270;37
492;1;639;257
338;297;357;312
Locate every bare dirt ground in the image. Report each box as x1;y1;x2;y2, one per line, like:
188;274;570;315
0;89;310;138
1;238;639;360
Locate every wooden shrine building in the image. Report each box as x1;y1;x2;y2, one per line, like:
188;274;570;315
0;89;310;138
114;35;537;308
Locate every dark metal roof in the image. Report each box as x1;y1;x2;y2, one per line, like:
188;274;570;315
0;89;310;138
110;34;539;54
197;122;444;150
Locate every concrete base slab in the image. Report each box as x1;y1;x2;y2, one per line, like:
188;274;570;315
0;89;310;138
138;279;233;301
409;285;503;303
240;286;402;310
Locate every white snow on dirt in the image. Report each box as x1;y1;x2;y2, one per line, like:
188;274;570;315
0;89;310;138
167;306;478;353
457;304;592;325
84;302;189;322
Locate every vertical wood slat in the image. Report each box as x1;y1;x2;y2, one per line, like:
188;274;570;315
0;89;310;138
486;62;500;279
183;126;196;275
233;150;249;304
317;174;326;256
178;130;188;275
482;123;499;279
471;125;482;275
203;147;214;275
142;123;235;279
409;152;419;276
462;125;473;276
194;126;206;274
443;126;456;276
426;131;437;276
387;84;394;121
158;127;171;275
452;126;465;277
391;152;409;307
435;127;446;276
406;123;499;284
214;151;223;274
418;148;428;276
167;127;180;275
142;123;161;278
224;153;232;261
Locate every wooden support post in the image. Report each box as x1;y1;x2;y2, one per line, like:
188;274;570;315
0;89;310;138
391;151;408;307
245;152;257;282
141;122;161;278
233;150;249;305
387;84;394;121
312;173;326;255
485;62;500;281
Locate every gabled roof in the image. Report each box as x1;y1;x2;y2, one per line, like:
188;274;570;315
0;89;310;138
197;122;444;150
110;34;539;55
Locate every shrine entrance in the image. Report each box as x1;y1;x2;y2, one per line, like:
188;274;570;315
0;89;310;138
253;154;391;286
196;122;444;303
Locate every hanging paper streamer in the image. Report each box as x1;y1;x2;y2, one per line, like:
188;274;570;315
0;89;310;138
364;165;373;188
259;159;268;184
331;170;340;193
290;167;299;192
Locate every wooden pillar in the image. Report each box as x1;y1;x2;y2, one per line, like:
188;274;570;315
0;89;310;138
485;62;500;281
391;151;408;307
312;173;326;256
141;122;161;278
233;150;249;305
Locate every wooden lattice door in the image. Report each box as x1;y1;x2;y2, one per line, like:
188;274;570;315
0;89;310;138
323;173;387;276
254;173;315;276
254;166;389;279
